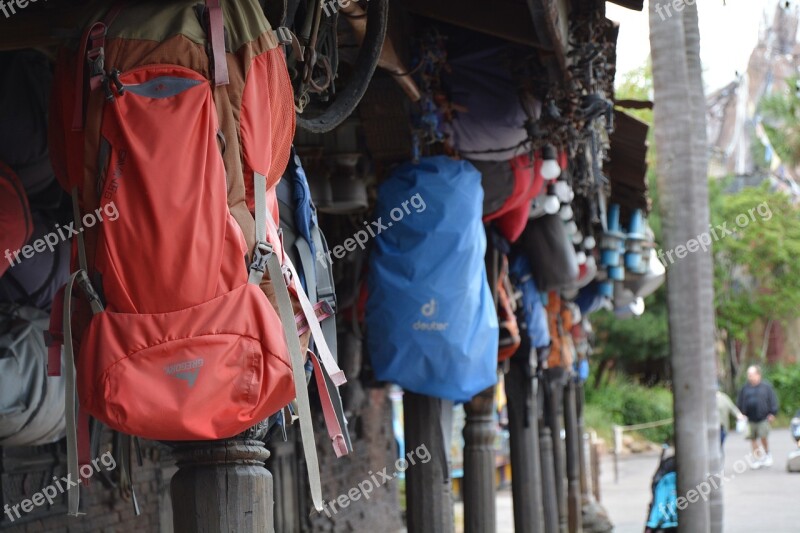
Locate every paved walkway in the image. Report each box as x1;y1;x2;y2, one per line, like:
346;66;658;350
601;428;800;533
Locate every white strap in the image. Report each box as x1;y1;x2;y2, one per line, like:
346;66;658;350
248;172;269;285
264;213;345;386
252;171;324;510
266;245;324;511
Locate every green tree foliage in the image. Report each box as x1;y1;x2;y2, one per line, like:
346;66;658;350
710;181;800;343
759;75;800;167
762;364;800;417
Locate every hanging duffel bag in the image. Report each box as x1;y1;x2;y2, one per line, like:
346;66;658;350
0;304;66;447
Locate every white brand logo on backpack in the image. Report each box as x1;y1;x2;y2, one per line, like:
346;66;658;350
414;299;448;331
164;358;204;388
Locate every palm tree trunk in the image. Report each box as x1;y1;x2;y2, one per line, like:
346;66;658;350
649;2;715;531
681;4;722;531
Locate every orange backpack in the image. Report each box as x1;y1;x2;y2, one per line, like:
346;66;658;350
496;256;521;362
48;0;347;515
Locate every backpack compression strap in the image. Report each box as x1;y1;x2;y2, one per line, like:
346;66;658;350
284;256;345;386
63;190;106;516
284;255;352;454
63;270;95;516
249;172;324;511
64;190;140;517
204;0;229;86
308;350;351;457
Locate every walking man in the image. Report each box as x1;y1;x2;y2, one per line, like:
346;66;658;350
737;365;779;468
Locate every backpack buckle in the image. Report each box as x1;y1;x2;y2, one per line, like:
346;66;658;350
43;330;64;347
77;270;104;314
250;241;273;274
317;288;337;314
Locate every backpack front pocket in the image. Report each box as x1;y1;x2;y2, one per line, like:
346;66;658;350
94;65;248;314
78;283;294;440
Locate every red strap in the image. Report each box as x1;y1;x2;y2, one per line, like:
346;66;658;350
308;351;348;457
206;0;229;86
46;286;66;376
71;22;103;131
78;409;92;485
294;301;333;337
71;5;124;131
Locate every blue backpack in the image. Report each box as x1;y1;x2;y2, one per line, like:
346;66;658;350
508;253;550;349
276;148;351;452
366;156;498;403
646;471;678;529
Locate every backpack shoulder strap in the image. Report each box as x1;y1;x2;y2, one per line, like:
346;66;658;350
309;225;338;357
250;171;324;511
284;256;344;386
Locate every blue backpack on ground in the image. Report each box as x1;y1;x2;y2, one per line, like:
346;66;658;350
366;156;498;403
646;449;678;531
646;471;678;529
508;253;550;350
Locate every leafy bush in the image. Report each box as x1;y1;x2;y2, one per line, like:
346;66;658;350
760;364;800;418
584;380;674;443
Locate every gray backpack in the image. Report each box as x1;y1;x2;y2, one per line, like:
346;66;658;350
0;304;65;446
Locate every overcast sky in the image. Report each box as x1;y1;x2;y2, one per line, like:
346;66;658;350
606;0;780;92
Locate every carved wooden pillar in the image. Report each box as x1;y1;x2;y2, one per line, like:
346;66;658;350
538;371;560;533
544;367;567;532
171;438;273;533
563;379;582;533
576;382;590;503
404;391;455;533
463;384;497;533
266;426;302;533
506;350;545;533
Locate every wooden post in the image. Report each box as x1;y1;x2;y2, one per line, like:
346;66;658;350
506;352;544;533
613;425;622;484
463;384;497;533
266;425;303;533
590;434;601;503
576;383;589;502
544;367;567;531
538;421;560;532
171;438;274;533
404;391;455;533
563;379;582;533
536;367;559;533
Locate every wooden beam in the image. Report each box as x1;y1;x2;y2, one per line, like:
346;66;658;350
524;0;568;83
404;0;553;50
0;0;105;53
